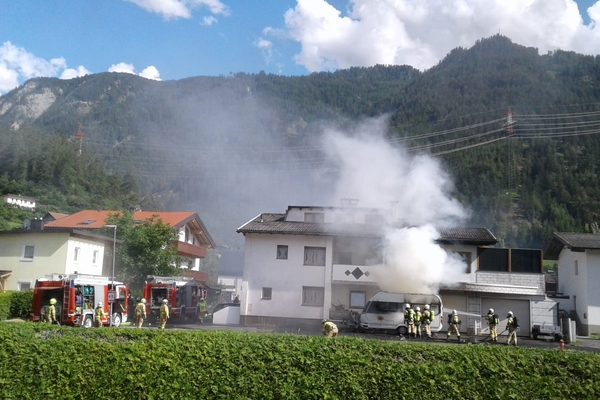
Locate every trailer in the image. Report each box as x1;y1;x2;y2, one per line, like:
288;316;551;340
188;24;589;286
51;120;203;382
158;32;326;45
31;274;128;328
532;323;563;342
143;276;206;322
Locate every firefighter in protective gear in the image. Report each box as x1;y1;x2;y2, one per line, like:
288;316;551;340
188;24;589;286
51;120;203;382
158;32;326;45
45;298;57;324
484;308;500;342
322;319;338;338
446;309;461;341
197;297;207;325
159;299;169;330
506;311;518;346
404;304;416;338
94;302;107;328
414;306;422;338
135;298;147;329
422;304;435;338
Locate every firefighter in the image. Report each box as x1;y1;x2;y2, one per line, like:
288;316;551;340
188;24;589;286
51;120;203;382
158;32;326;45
159;298;169;330
484;308;500;342
322;319;338;338
414;306;422;338
94;302;107;328
135;298;147;329
422;304;435;338
197;297;207;325
506;311;519;346
446;309;461;342
404;304;416;338
45;298;57;324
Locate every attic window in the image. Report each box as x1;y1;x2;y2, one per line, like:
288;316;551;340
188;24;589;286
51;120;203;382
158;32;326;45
134;220;143;225
79;220;95;225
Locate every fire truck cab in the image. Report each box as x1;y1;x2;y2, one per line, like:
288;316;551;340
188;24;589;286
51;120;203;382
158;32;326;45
143;276;205;322
31;274;129;328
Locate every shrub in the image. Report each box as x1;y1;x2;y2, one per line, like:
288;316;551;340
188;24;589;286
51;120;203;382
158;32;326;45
0;292;10;320
1;324;600;399
9;290;33;319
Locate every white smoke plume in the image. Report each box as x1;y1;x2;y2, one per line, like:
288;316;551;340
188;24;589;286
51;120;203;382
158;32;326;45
322;117;469;293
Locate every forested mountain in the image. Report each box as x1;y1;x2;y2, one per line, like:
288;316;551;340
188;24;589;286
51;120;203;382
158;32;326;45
1;35;600;249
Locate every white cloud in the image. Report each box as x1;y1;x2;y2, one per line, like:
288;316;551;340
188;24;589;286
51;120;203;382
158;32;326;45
60;66;90;80
109;62;136;74
109;62;162;81
282;0;600;72
254;38;273;64
0;41;71;93
124;0;230;20
139;65;162;81
201;16;218;26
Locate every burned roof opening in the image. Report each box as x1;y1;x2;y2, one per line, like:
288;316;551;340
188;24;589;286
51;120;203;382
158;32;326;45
78;220;95;225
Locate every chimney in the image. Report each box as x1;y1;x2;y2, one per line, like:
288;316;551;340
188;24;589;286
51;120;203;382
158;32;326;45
30;218;44;231
340;198;359;207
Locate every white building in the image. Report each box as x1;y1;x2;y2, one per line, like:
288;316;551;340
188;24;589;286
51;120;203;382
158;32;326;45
2;194;36;209
237;205;557;335
544;232;600;335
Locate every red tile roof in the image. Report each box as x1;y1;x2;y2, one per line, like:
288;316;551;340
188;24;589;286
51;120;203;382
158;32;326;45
44;210;195;229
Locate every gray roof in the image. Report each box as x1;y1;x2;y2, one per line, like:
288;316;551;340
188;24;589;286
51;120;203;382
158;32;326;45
544;232;600;260
237;213;497;245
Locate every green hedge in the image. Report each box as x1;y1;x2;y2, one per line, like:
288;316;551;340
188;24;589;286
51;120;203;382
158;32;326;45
1;323;600;399
0;291;33;320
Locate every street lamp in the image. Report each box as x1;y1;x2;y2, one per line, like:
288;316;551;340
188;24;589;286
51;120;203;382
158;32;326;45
105;224;117;327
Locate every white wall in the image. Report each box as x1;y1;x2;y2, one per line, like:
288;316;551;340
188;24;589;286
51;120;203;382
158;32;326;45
242;233;332;320
65;239;105;276
585;251;600;328
558;249;588;320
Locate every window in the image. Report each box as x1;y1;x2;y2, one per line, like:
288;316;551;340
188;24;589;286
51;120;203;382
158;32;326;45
304;247;326;266
74;247;81;262
338;251;352;265
575;260;579;276
21;245;34;261
349;291;366;308
456;252;472;273
276;245;288;260
302;286;324;306
262;287;272;300
18;282;31;291
304;212;324;223
92;250;99;265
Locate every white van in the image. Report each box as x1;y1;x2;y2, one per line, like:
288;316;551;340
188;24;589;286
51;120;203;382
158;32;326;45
359;292;443;335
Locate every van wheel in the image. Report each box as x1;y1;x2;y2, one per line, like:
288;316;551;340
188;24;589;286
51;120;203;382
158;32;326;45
83;316;93;328
397;326;408;336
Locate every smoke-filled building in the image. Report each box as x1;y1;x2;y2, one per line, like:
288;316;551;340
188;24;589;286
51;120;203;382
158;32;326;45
237;205;558;336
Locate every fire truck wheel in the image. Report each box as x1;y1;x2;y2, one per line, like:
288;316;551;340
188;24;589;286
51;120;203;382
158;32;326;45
112;313;122;327
83;316;93;329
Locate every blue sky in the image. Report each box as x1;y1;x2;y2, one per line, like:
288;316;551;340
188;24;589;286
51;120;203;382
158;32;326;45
1;0;599;94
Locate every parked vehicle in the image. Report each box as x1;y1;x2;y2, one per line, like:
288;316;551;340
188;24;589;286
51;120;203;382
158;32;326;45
143;276;205;322
532;323;563;342
359;292;443;335
31;274;128;328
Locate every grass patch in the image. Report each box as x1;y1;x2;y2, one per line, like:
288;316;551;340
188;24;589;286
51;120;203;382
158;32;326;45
1;323;600;399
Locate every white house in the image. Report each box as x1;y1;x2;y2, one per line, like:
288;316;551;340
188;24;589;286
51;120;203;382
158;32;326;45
2;194;37;210
543;232;600;335
0;228;114;291
237;205;557;335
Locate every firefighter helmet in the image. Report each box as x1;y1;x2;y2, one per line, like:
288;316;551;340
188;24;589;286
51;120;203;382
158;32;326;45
415;306;421;312
489;308;494;314
508;311;513;317
141;298;146;303
424;304;430;310
49;298;57;305
97;302;103;307
452;309;457;315
405;304;411;309
322;319;328;324
162;299;168;304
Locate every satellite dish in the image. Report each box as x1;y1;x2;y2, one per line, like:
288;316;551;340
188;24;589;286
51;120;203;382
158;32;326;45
23;219;31;229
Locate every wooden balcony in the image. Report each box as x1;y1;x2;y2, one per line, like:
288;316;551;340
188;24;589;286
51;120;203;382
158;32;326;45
172;241;206;258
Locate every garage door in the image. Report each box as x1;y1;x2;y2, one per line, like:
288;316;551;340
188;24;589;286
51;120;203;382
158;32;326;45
481;298;530;337
439;294;468;333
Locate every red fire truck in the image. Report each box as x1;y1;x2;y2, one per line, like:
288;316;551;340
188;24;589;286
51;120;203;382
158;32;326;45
31;274;129;328
143;276;206;322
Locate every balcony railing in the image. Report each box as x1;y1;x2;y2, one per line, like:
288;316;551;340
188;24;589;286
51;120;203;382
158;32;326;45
172;241;206;258
332;264;380;284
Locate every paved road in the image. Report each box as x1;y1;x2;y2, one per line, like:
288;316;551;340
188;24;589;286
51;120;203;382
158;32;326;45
163;321;600;352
